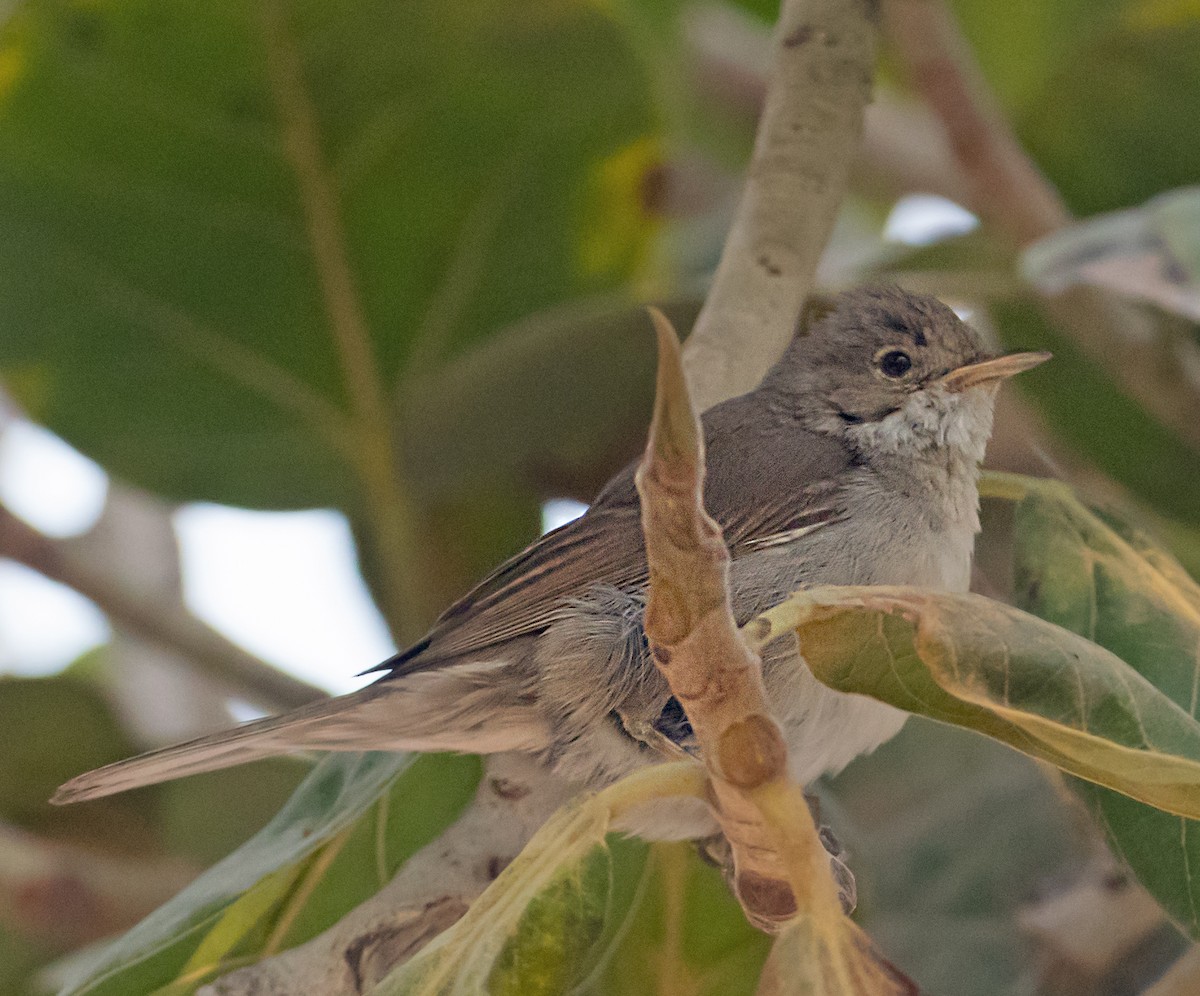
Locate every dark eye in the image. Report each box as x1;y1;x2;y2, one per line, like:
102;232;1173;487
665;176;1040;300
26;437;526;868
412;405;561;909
879;350;912;378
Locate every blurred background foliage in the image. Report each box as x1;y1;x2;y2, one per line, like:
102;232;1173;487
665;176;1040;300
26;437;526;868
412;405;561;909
0;0;1197;992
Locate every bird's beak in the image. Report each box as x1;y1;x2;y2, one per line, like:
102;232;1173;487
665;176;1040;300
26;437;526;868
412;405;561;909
939;351;1052;392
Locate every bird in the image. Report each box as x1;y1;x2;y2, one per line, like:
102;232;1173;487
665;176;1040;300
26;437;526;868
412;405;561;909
53;286;1048;838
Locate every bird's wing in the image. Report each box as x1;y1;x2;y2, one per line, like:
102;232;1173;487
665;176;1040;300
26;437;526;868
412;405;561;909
377;506;650;673
383;397;852;675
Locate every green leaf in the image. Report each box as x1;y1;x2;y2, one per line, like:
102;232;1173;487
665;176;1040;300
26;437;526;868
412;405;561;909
1017;14;1200;217
951;0;1200;217
1003;474;1200;937
582;839;771;996
950;0;1127;110
61;752;480;996
752;584;1200;821
400;295;702;503
372;789;613;995
0;0;658;511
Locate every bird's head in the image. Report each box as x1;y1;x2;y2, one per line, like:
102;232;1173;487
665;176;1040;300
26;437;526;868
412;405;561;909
763;286;1049;466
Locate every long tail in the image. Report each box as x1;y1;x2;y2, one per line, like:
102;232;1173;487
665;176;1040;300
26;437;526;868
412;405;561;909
53;664;550;805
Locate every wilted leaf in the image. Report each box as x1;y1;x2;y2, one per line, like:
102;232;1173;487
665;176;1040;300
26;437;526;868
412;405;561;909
60;752;480;996
752;585;1200;821
1003;474;1200;937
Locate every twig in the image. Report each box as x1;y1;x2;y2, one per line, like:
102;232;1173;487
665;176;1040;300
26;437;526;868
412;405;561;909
0;502;324;712
883;0;1200;453
881;0;1068;246
682;0;879;411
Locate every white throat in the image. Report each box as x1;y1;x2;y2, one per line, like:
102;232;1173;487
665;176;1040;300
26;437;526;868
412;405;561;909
847;384;997;471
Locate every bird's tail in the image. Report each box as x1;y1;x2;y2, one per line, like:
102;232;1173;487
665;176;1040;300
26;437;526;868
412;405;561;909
53;663;549;805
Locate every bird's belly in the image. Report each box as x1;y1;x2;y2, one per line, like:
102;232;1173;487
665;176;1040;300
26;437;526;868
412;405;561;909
731;511;977;785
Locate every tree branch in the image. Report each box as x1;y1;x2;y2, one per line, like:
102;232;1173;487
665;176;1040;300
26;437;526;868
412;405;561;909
682;0;879;411
0;501;324;713
199;754;573;996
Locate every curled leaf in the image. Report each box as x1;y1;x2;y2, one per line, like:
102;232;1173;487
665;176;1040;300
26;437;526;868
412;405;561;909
753;586;1200;820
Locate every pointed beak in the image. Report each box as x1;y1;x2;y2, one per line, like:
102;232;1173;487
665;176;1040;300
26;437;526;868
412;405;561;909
939;351;1052;392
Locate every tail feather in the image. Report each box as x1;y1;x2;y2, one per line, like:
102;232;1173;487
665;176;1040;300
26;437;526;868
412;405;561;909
53;664;550;805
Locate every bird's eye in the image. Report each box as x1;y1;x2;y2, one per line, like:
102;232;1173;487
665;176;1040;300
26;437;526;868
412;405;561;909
879;350;912;378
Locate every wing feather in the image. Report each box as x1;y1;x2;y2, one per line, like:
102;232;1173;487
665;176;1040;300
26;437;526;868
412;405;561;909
383;395;853;675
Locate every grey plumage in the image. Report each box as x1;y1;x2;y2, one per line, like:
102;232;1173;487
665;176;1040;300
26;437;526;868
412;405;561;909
54;286;1047;824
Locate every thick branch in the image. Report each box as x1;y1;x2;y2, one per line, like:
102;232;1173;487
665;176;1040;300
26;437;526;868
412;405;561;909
201;754;573;996
0;502;324;712
682;0;879;411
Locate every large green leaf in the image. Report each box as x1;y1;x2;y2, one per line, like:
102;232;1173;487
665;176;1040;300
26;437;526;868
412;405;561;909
951;0;1200;217
583;839;771;996
1017;13;1200;217
60;752;480;996
752;585;1200;821
1003;474;1200;937
400;295;701;503
950;0;1126;110
0;0;658;511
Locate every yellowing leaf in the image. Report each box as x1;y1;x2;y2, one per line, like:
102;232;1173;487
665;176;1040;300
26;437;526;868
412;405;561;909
757;915;916;996
578;135;666;283
752;586;1200;820
996;472;1200;937
371;763;706;996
